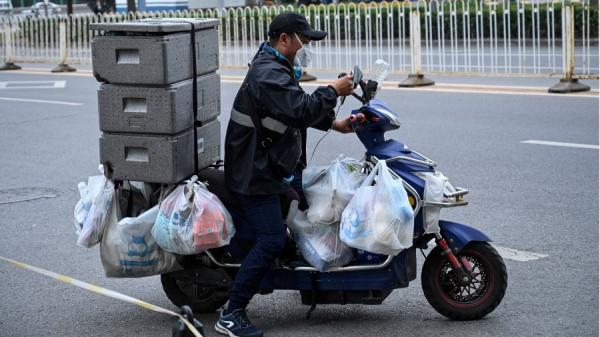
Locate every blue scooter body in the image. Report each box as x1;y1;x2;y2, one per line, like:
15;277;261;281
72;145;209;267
354;99;491;248
253;98;491;298
162;74;507;317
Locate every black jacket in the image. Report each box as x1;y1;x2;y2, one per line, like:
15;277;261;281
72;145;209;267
224;43;338;195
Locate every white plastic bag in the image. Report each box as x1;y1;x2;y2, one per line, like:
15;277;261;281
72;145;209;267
286;201;318;235
287;202;353;272
152;177;235;255
151;181;195;254
74;181;90;233
303;156;365;224
340;160;414;256
74;167;115;248
100;204;180;277
417;171;458;234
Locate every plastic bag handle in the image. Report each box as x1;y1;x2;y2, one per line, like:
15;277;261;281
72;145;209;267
377;160;395;185
359;160;387;188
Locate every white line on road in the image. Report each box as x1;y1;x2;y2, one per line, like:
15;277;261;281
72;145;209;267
0;97;82;106
521;140;599;150
491;245;549;262
0;80;66;89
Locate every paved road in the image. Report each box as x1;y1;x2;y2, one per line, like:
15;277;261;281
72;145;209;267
0;67;597;337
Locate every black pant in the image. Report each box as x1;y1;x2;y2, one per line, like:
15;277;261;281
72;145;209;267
227;193;287;311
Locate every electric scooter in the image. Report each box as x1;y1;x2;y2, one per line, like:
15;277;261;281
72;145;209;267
159;66;507;321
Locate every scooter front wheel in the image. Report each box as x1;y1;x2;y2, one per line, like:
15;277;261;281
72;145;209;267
421;242;507;320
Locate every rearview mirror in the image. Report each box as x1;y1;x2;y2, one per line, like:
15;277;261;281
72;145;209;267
352;65;363;89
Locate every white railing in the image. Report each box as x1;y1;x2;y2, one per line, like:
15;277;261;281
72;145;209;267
0;0;597;79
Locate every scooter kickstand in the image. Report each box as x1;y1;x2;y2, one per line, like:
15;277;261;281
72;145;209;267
172;305;205;337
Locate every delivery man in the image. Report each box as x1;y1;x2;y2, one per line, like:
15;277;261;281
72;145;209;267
219;11;361;337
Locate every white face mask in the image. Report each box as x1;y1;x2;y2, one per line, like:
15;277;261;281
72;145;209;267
294;33;313;68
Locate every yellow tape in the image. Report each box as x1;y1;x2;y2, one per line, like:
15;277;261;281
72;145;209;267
0;255;203;337
56;274;73;283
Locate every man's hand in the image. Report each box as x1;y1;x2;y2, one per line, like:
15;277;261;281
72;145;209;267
330;75;354;96
331;113;365;133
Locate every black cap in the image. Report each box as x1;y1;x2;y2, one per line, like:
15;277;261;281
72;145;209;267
267;12;327;41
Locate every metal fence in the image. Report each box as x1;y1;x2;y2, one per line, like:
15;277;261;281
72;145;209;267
1;0;598;78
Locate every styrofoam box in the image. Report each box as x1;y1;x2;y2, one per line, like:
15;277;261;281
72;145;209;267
98;73;220;134
100;119;221;184
91;19;219;85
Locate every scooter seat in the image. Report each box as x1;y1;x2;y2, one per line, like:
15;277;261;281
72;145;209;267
196;167;300;218
197;167;243;214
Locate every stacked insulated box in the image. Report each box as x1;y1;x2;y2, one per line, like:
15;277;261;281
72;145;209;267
90;18;221;184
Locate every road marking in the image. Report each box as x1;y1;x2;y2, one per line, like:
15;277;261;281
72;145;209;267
491;245;549;262
1;69;92;77
5;68;598;98
0;80;66;89
0;187;59;205
427;242;548;261
221;75;599;98
0;97;82;106
521;140;599;150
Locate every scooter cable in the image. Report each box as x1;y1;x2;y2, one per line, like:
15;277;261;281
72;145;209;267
308;103;342;165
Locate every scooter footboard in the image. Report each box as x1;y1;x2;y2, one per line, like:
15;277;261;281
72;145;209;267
439;220;491;253
257;248;416;291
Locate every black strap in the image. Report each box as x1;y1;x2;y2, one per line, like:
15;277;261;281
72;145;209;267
244;50;271;150
185;21;199;174
247;108;272;149
245;43;291;150
245;43;302;176
126;183;133;216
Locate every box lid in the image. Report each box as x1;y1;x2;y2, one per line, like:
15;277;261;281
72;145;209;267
90;18;219;33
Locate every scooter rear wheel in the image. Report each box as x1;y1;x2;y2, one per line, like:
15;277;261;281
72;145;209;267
161;273;229;313
421;242;507;320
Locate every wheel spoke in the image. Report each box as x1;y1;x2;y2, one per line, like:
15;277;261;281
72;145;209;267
436;252;492;304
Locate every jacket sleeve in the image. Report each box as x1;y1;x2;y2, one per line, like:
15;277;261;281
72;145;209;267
250;67;338;129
